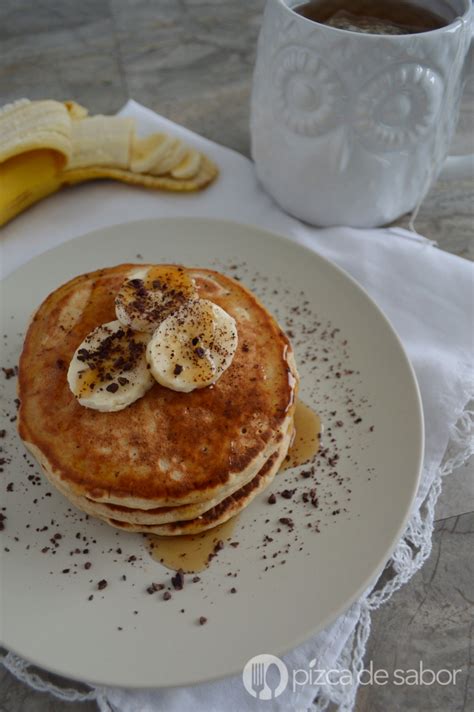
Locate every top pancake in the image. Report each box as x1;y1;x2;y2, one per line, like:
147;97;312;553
18;265;298;508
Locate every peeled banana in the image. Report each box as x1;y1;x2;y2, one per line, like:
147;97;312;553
0;99;72;165
0;99;218;227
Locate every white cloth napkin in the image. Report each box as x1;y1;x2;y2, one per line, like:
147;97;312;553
1;101;472;712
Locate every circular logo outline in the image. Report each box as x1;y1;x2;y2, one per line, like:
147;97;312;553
242;653;289;700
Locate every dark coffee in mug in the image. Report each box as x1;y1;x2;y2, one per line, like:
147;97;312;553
293;0;447;34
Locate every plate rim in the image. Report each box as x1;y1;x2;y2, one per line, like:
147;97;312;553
1;217;424;689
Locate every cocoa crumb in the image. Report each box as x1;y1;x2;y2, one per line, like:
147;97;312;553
147;582;164;594
171;569;184;590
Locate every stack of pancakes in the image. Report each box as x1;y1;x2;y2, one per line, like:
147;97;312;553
18;265;298;535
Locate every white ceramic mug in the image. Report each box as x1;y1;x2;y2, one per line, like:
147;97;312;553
250;0;473;227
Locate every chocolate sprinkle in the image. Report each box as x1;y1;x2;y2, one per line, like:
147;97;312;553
147;582;164;594
171;569;184;590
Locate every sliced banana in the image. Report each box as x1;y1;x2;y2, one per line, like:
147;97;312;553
146;299;238;393
171;149;202;179
115;265;198;333
0;99;72;165
150;138;188;176
67;116;134;170
129;133;175;174
67;320;154;412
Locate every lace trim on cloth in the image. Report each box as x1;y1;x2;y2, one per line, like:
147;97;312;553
1;407;472;712
313;405;474;712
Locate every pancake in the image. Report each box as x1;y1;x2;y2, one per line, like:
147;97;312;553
29;427;288;525
103;427;291;535
18;265;298;517
48;428;289;528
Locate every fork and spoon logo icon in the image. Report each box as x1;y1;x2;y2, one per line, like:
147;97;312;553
242;654;289;700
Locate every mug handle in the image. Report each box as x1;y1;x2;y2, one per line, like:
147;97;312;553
440;15;474;180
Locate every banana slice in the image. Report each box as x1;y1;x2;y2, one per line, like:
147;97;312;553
115;265;198;333
149;138;188;176
67;320;154;412
171;149;202;179
67;115;133;170
129;133;175;173
146;299;238;393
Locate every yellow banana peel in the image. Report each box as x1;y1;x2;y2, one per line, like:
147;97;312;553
0;99;218;228
0;149;66;226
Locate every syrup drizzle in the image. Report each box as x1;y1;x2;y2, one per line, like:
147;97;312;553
283;400;321;469
146;517;237;573
146;401;321;572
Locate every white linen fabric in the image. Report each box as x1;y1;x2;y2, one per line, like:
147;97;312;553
1;101;472;712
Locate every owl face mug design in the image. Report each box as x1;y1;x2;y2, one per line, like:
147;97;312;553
250;0;473;227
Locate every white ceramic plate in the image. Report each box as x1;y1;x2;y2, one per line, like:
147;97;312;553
0;218;423;688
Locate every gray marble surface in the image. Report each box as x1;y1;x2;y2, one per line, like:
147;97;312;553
0;1;472;711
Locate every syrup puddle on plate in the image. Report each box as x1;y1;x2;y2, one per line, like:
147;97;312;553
146;517;237;573
283;400;321;469
146;401;320;571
